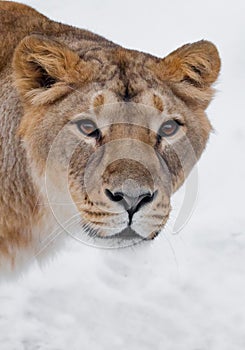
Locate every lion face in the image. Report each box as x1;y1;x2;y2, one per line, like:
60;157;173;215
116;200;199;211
13;35;220;246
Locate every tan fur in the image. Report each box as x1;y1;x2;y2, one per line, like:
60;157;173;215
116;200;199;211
0;2;221;272
153;94;164;112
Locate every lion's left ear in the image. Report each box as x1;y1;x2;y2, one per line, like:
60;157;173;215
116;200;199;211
151;40;221;109
13;34;94;105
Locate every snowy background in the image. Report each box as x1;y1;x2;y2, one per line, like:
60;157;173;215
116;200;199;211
1;0;245;349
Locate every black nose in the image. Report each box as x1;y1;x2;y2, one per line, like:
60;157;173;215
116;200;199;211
105;189;156;224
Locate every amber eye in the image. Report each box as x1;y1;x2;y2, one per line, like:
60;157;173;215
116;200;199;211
158;120;180;137
75;119;101;139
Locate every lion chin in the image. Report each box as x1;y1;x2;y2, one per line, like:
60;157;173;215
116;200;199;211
79;227;157;249
92;227;159;243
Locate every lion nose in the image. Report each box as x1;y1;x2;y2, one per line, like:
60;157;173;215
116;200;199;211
105;189;156;223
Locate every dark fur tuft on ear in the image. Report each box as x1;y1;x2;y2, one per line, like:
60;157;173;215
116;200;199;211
151;40;221;109
12;35;94;104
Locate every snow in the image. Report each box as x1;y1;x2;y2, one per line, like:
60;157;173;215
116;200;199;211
1;0;245;349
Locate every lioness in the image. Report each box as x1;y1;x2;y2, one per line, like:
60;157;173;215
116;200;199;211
0;1;220;273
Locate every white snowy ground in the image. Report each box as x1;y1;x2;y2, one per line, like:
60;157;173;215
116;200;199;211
1;0;245;349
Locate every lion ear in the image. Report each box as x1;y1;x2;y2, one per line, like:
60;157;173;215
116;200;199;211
13;35;94;104
152;40;221;109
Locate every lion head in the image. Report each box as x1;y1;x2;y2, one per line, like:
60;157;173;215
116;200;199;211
13;35;220;247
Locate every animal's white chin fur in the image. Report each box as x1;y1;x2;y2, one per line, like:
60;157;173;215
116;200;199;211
64;218;160;248
78;227;151;248
100;227;161;243
100;227;144;240
78;222;162;246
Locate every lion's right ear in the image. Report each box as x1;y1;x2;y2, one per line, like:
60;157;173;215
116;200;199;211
13;35;94;105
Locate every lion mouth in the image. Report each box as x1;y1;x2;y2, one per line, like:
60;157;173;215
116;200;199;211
104;227;143;240
93;227;160;242
79;219;161;248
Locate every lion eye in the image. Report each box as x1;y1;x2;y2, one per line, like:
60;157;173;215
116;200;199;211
76;119;101;139
158;120;180;137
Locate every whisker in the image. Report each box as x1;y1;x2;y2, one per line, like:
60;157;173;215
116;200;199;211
37;213;82;251
67;84;86;98
31;216;82;261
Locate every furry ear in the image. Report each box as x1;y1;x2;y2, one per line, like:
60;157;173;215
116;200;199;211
13;35;94;104
152;40;221;109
